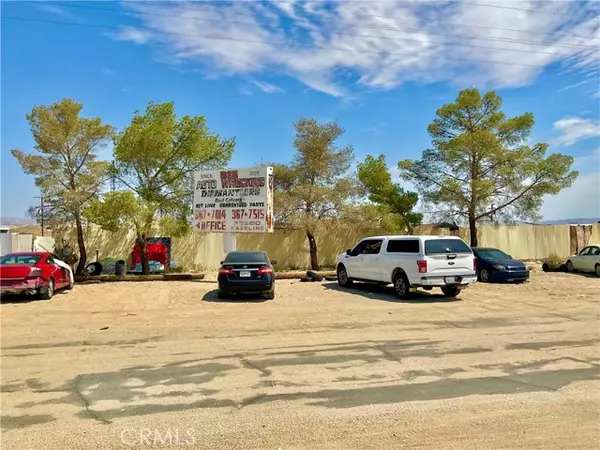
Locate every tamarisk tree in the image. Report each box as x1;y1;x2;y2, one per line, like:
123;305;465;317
399;88;578;246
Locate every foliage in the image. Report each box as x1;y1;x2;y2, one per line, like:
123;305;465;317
86;102;234;274
399;88;578;246
271;118;360;270
544;252;565;265
11;98;114;274
357;154;422;233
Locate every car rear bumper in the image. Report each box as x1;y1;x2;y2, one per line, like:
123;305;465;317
491;270;529;282
0;277;46;295
418;275;477;287
218;282;274;294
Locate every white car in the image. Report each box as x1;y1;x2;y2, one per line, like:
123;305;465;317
336;235;477;298
566;244;600;277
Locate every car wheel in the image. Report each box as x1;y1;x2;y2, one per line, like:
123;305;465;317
595;264;600;278
265;290;275;300
566;260;575;273
441;286;461;297
337;265;353;287
480;269;491;282
393;273;410;299
40;279;54;300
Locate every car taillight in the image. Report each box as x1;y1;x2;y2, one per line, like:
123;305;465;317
28;268;42;278
257;266;273;275
218;267;233;275
417;260;427;273
473;258;477;270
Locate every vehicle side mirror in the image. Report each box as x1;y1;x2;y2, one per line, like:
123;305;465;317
271;260;277;265
345;249;352;256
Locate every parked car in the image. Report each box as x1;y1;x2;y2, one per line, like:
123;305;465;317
472;247;529;283
217;251;276;299
566;244;600;277
336;235;477;298
0;252;73;299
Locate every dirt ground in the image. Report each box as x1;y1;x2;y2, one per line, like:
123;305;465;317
1;268;599;449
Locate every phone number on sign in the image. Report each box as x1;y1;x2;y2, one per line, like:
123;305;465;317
231;209;265;220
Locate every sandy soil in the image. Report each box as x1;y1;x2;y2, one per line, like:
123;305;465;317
1;269;599;449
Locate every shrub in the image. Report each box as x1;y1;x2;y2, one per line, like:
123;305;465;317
544;253;564;265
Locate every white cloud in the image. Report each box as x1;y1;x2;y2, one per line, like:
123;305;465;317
114;27;152;45
33;3;83;22
111;0;600;97
552;117;600;146
251;80;285;94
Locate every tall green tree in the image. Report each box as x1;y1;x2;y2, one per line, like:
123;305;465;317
85;102;234;274
11;98;114;275
273;118;359;270
357;154;422;233
399;88;578;246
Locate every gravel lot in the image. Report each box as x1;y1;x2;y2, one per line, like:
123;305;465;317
2;268;599;449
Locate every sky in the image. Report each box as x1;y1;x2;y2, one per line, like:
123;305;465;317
1;0;599;222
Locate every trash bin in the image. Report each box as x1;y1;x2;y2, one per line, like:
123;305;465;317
115;260;126;276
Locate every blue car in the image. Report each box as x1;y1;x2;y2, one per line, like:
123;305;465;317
472;247;529;283
217;251;276;299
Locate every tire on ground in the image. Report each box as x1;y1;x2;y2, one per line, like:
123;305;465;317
441;286;461;297
392;271;410;299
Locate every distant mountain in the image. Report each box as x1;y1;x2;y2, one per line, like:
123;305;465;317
538;218;600;225
0;217;36;226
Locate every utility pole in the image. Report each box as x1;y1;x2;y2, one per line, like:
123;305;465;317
34;195;44;236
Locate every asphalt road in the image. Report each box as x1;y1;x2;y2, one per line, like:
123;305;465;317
2;269;599;449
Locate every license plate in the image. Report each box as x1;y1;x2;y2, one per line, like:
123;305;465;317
239;271;251;278
445;276;461;284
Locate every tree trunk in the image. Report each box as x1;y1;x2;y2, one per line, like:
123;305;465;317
74;214;87;276
140;235;150;275
307;231;319;270
468;214;478;247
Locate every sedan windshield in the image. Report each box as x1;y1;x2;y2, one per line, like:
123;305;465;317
476;249;511;260
224;252;268;264
0;255;41;265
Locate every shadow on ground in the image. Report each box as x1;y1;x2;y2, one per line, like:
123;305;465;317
321;282;461;303
202;289;269;303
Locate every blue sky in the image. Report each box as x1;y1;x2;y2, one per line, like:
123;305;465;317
2;0;599;221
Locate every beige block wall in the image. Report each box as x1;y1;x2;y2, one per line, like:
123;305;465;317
65;223;600;270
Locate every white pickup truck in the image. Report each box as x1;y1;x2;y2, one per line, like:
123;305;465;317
336;235;477;298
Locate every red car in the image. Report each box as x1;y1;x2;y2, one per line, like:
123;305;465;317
0;252;73;299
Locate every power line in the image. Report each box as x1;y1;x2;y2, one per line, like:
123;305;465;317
272;0;600;18
114;0;600;48
30;1;596;57
445;0;599;17
31;1;600;52
2;14;589;68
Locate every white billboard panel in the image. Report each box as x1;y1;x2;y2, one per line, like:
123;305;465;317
193;166;273;233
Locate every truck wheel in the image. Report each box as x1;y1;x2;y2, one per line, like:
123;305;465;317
337;265;353;287
40;279;54;300
441;286;461;297
393;273;410;299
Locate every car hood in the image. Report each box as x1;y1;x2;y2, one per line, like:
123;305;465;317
485;258;526;268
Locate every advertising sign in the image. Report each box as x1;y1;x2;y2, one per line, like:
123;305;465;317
193;166;274;233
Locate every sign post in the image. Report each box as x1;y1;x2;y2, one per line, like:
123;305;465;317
193;166;274;257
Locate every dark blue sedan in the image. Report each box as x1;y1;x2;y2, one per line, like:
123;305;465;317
217;251;276;299
472;247;529;283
